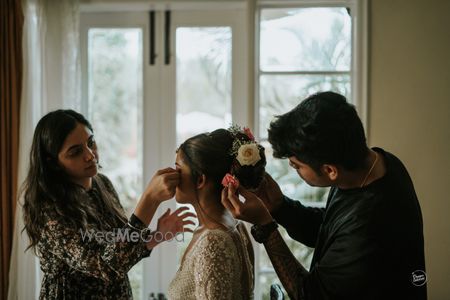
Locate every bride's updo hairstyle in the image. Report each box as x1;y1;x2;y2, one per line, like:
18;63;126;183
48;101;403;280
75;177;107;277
178;126;266;193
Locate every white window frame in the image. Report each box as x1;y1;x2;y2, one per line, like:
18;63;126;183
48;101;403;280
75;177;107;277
254;0;369;137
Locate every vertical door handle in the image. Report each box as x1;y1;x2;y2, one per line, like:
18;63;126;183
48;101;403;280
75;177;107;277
149;10;156;65
164;10;171;65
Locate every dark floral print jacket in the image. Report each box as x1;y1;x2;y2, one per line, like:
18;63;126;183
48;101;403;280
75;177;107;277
37;174;151;300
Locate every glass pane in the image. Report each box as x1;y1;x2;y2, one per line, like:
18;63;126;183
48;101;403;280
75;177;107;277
88;28;143;300
175;27;232;261
259;74;350;139
176;27;232;146
260;7;351;71
259;270;286;300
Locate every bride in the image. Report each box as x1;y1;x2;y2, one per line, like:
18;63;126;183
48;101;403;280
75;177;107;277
168;126;266;300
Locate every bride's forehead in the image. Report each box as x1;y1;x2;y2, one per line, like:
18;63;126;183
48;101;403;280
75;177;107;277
175;151;187;166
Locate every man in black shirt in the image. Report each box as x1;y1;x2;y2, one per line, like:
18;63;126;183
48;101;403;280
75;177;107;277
221;91;426;299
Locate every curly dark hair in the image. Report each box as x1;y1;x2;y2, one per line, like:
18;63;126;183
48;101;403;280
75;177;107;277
178;128;266;193
268;91;369;173
22;109;127;253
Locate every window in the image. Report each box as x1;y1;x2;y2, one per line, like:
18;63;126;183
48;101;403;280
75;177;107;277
175;27;232;145
80;1;366;298
254;1;367;299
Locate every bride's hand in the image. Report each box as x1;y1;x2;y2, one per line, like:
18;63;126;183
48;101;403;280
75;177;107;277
146;207;196;249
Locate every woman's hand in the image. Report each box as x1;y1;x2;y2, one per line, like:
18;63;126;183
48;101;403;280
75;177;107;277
221;184;273;225
134;167;181;226
146;207;196;249
143;167;181;203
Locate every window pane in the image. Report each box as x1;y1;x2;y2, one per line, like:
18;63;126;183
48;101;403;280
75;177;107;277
175;27;232;261
260;8;351;71
88;28;143;300
176;27;232;146
258;271;286;300
259;74;350;139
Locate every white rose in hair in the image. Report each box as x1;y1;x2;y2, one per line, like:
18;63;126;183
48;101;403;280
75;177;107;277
236;143;261;166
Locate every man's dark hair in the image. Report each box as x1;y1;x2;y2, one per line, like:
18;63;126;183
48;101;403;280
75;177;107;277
268;91;368;173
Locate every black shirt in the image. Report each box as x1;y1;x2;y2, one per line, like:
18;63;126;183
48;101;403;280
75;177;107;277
272;148;427;299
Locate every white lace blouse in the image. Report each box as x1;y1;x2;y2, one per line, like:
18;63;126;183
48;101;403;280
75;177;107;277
168;222;254;300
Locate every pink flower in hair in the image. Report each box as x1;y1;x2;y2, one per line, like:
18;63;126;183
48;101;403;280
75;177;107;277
243;127;255;141
221;173;240;188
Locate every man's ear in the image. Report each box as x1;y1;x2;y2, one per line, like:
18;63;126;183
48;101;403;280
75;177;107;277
322;164;338;181
196;174;207;189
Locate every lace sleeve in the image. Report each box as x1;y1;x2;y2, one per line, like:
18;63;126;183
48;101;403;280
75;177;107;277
193;231;237;300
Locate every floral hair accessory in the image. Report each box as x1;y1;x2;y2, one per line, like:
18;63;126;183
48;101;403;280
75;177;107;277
228;125;262;166
222;173;240;188
243;127;255;141
236;143;261;166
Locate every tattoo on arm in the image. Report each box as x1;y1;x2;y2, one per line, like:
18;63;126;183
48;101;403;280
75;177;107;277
264;230;309;300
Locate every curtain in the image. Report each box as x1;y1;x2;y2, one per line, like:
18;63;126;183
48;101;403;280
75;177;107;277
0;0;24;299
7;0;80;299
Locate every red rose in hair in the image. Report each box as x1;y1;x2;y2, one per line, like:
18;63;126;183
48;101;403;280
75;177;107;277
243;127;255;141
221;173;240;188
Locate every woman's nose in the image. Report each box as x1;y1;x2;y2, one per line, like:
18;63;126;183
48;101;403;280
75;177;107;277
85;147;95;162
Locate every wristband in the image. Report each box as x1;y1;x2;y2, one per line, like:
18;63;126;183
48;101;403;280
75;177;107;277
251;221;278;243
